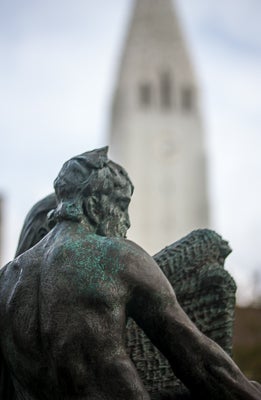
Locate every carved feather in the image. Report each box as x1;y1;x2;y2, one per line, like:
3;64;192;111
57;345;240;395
126;229;236;393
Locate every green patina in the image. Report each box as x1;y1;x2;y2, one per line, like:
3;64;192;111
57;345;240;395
62;233;125;295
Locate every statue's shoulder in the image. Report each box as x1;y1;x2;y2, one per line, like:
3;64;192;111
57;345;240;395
102;237;158;278
98;236;149;259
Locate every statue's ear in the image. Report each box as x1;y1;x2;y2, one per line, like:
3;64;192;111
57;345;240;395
84;196;100;225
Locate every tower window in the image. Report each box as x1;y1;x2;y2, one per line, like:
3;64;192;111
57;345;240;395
160;72;172;109
181;87;194;111
139;83;152;107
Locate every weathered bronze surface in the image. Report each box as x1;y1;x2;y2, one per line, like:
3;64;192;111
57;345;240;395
0;147;260;399
15;195;237;395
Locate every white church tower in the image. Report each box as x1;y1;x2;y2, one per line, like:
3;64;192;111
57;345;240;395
109;0;209;254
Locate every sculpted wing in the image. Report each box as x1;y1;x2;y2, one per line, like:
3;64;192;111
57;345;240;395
126;229;236;395
15;193;57;257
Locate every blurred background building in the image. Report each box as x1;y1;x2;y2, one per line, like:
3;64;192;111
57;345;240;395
233;306;261;381
110;0;209;254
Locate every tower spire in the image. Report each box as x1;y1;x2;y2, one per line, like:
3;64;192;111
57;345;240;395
110;0;209;253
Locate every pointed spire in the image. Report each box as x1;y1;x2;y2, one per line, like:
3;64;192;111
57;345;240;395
123;0;191;67
109;0;209;253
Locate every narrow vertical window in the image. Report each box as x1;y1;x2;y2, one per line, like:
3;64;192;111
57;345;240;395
181;87;194;111
139;83;152;107
160;72;172;109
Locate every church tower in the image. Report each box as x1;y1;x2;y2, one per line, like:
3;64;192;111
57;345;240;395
109;0;209;254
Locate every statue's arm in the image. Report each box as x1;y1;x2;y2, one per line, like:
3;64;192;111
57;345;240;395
125;244;261;400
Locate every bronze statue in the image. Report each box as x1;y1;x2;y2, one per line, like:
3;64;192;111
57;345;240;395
0;147;260;399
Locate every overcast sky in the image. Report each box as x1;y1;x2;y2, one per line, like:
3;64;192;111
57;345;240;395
0;0;261;304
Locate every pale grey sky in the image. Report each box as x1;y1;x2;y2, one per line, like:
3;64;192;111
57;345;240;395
0;0;261;304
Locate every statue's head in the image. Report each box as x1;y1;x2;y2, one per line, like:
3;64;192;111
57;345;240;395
53;147;134;238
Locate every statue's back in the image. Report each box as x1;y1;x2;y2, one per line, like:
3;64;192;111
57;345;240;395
0;225;149;400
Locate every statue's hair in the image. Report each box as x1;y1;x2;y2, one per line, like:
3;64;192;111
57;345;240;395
53;147;133;222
